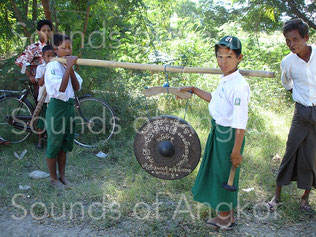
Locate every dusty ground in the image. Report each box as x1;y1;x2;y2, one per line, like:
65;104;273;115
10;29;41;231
1;209;315;237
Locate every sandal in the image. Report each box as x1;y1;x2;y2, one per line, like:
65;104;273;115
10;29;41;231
265;200;281;212
0;138;10;145
300;198;314;213
206;218;236;231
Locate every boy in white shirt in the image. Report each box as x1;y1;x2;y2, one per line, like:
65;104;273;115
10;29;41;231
45;34;82;189
180;36;250;229
34;45;55;149
267;18;316;212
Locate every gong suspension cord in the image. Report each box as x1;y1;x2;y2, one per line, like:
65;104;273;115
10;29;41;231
164;64;170;94
144;86;151;120
184;98;189;121
183;90;193;121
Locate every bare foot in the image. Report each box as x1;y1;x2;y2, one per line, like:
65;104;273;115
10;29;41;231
50;179;65;189
59;177;71;188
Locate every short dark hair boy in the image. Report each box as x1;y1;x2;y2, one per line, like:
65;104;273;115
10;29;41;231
37;19;53;31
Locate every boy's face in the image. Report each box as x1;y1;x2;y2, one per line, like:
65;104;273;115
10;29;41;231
284;29;309;55
216;46;243;76
43;50;55;64
54;39;72;58
37;25;52;43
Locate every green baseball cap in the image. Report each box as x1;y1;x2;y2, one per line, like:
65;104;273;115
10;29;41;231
215;36;242;52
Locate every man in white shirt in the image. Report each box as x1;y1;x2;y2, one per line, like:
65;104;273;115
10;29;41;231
268;18;316;212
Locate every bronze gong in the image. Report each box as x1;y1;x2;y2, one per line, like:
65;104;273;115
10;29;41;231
134;115;201;180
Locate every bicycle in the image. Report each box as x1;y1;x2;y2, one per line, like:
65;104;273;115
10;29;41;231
0;77;116;148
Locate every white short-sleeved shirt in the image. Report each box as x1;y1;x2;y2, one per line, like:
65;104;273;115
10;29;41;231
208;70;250;129
281;45;316;107
45;60;83;102
35;63;50;103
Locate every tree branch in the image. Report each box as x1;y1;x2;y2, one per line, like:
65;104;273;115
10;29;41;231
287;0;316;30
10;0;31;38
41;0;52;22
32;0;38;23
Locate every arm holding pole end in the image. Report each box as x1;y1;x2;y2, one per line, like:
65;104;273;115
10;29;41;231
143;86;192;99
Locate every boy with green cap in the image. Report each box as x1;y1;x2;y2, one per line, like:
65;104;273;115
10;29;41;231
180;36;250;229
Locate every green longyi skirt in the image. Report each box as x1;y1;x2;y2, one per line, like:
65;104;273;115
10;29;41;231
192;119;245;212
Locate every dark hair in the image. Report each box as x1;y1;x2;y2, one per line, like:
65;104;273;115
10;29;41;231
215;45;241;58
53;34;71;47
42;45;54;55
37;20;53;31
283;18;309;38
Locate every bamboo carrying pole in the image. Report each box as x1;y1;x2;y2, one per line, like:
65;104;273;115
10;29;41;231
31;58;275;123
51;58;275;78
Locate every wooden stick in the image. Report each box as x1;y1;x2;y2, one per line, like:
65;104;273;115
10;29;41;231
51;58;275;78
143;87;192;99
227;166;236;186
30;88;47;129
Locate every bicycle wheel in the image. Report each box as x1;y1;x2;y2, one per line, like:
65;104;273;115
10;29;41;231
74;96;115;148
0;94;34;143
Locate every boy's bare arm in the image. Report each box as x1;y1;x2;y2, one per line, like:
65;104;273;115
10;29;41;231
69;69;80;91
231;129;245;168
38;75;44;86
59;56;78;92
179;86;212;102
26;70;36;84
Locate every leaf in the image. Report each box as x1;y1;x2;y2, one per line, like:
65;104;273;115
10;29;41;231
264;6;276;22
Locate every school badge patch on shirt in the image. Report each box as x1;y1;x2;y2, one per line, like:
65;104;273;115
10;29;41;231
234;98;241;106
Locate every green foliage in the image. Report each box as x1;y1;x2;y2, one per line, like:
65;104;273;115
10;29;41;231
231;0;316;32
1;2;316;234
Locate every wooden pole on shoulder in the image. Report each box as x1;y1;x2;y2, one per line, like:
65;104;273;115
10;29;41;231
51;58;275;78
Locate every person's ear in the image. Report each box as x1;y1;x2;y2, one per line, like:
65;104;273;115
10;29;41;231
238;54;243;63
305;34;309;42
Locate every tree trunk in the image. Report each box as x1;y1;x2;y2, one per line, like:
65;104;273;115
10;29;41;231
287;0;316;30
32;0;38;23
82;5;91;48
41;0;52;22
10;0;31;38
76;4;91;71
25;0;29;20
53;9;58;32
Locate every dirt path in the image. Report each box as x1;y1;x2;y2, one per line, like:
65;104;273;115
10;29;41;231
0;212;100;237
1;210;316;237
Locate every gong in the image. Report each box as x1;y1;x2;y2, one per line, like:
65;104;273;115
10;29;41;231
134;115;201;180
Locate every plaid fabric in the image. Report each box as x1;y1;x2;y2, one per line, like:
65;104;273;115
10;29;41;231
15;41;46;76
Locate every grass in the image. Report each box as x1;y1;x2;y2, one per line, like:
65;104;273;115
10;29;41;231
0;56;315;236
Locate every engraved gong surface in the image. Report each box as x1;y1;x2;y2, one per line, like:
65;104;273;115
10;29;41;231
134;115;201;180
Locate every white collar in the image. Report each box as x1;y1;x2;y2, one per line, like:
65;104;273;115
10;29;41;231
293;45;315;63
221;70;240;82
